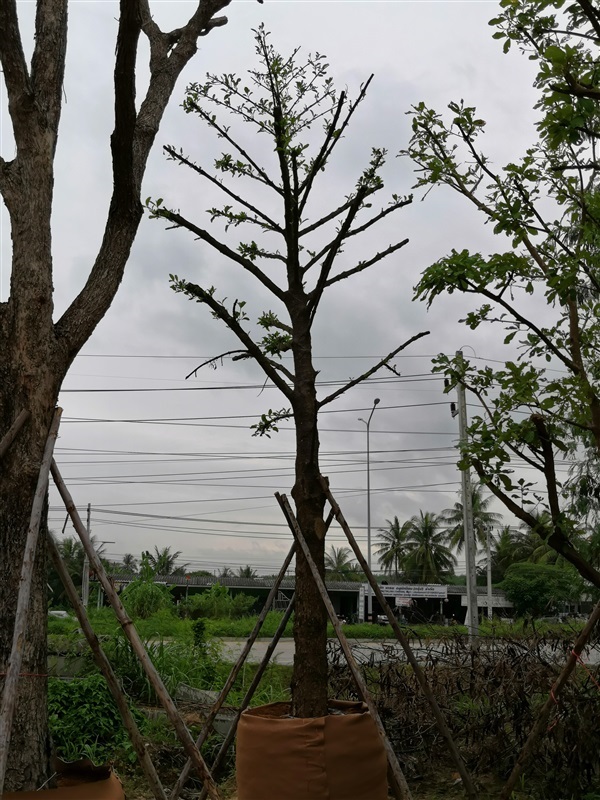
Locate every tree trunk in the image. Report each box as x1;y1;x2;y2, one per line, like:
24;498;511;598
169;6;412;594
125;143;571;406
0;371;63;790
290;310;328;719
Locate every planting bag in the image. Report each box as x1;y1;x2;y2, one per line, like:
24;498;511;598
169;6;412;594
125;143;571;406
236;700;388;800
3;759;124;800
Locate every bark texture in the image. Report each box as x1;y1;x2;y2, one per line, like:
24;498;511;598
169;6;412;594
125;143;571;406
0;0;230;789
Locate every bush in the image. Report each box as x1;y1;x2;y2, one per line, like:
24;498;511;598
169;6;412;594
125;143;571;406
180;584;257;620
48;674;134;764
121;579;173;619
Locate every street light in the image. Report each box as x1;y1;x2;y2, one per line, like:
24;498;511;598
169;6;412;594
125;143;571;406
359;398;380;622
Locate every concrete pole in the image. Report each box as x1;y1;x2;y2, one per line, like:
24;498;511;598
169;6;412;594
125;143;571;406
82;503;91;608
455;352;479;646
359;398;380;622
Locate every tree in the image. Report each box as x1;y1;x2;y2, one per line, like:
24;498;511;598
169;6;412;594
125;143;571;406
402;511;457;584
406;0;600;592
489;525;522;583
0;2;231;789
121;553;138;573
440;485;503;554
48;535;107;605
375;516;412;581
324;546;361;582
501;562;581;618
145;545;188;576
151;26;427;717
238;565;258;579
121;553;173;619
219;566;234;578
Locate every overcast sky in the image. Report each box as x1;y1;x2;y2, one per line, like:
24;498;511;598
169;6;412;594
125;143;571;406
1;0;555;576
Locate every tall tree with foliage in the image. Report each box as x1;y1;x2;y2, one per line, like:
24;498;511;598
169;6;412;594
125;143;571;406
324;546;361;582
375;516;412;580
0;1;231;789
403;511;457;584
145;545;188;576
440;485;503;554
151;26;427;717
406;0;600;591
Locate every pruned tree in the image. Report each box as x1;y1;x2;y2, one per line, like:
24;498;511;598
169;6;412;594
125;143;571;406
150;26;428;717
405;0;600;592
0;0;232;789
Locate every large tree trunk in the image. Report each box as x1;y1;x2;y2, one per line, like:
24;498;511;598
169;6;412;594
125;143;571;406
290;310;328;719
0;369;64;789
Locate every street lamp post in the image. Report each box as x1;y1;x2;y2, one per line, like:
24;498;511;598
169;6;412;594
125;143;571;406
359;398;380;623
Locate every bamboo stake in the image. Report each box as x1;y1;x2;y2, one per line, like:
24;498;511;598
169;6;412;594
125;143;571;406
322;480;478;800
197;598;296;800
169;543;296;800
47;533;167;800
276;492;413;800
50;459;222;800
500;598;600;800
0;409;30;461
0;408;62;796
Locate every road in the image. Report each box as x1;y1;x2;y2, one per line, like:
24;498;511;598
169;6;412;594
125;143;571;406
219;637;600;666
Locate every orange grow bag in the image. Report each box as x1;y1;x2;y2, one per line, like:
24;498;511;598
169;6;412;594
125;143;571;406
3;759;124;800
236;700;388;800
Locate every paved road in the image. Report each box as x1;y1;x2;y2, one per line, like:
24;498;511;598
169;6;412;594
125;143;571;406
219;637;600;667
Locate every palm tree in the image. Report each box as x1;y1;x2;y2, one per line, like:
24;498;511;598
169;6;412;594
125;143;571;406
403;511;457;583
219;566;234;578
324;546;361;582
49;535;107;603
145;546;188;575
121;553;138;573
238;565;258;579
516;512;559;564
375;516;412;581
489;525;522;582
441;485;503;554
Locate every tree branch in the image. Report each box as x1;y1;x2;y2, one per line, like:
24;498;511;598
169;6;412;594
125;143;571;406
30;0;68;139
54;0;231;360
0;0;32;144
156;208;287;298
472;458;600;589
317;331;430;408
180;282;294;400
163;145;282;233
323;238;409;289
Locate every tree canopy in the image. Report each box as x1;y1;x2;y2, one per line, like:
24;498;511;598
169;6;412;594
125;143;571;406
406;0;600;590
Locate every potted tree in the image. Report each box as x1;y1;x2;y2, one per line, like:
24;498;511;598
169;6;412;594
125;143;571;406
148;26;427;798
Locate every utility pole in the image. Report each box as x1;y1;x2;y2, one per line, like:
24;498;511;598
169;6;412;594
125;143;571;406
359;398;380;623
450;352;479;646
82;503;91;608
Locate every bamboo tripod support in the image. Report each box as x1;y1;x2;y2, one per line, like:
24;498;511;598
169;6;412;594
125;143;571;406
50;459;222;800
0;409;62;798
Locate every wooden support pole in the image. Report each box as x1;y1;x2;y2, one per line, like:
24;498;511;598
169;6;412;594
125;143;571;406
197;598;296;800
500;598;600;800
0;409;30;461
276;492;413;800
50;459;222;800
322;480;478;800
47;533;168;800
0;408;62;796
169;543;296;800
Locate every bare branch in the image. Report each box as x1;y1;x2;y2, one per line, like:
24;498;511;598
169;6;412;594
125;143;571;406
0;1;31;142
322;238;409;289
185;350;250;378
163;145;283;232
181;282;294;401
318;332;430;408
30;0;68;137
156;208;287;298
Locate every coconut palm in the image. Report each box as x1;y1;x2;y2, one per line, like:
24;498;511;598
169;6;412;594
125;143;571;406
375;516;412;581
49;535;107;603
219;566;234;578
238;565;258;579
145;545;188;575
489;526;522;582
121;553;138;573
516;512;560;564
403;511;457;583
324;546;361;582
441;485;503;554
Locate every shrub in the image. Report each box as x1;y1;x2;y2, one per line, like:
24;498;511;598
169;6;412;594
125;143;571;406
48;674;134;764
181;584;257;620
121;579;173;619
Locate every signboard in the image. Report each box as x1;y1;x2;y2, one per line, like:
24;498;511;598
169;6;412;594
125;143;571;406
362;583;448;600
